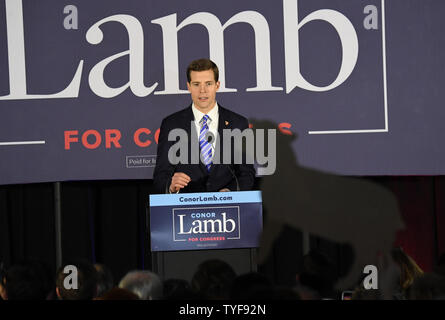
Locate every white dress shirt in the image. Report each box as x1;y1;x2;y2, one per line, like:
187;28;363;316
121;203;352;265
192;102;219;153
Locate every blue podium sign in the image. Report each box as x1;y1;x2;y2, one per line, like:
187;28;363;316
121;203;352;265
149;191;263;252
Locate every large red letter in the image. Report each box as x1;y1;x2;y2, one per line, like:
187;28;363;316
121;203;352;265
278;122;293;135
64;130;79;150
154;128;160;144
82;130;102;149
134;128;151;147
105;129;122;148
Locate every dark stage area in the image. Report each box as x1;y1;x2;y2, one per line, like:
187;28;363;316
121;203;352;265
1;176;443;287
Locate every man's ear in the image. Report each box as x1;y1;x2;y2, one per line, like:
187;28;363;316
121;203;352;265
187;82;191;92
56;286;62;300
0;282;7;300
215;81;220;91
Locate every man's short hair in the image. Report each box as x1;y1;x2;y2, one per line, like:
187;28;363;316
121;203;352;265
186;58;219;83
118;270;163;300
3;261;53;300
191;259;236;299
94;263;114;297
55;261;98;300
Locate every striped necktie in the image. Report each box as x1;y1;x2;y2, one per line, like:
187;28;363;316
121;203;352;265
199;115;212;172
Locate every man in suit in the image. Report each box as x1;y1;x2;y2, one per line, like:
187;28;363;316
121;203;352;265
153;58;255;193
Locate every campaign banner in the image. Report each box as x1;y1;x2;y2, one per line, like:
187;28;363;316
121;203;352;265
1;0;445;185
149;191;263;251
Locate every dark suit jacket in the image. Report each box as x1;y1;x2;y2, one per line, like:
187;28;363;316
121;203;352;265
153;104;255;193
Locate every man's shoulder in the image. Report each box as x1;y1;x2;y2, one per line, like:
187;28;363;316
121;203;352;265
161;105;192;123
160;104;249;125
219;105;248;123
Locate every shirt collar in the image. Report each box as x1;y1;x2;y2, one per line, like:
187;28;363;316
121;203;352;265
192;102;219;123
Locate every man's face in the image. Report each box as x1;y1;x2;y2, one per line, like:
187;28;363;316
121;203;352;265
187;70;220;113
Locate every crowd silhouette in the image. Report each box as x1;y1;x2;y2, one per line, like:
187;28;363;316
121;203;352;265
1;248;444;300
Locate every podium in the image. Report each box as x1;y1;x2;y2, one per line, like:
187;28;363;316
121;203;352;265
149;191;263;282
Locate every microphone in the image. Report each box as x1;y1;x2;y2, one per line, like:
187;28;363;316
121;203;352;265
227;164;240;192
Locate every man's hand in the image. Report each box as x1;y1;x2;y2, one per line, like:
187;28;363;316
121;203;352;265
169;172;191;193
219;188;230;192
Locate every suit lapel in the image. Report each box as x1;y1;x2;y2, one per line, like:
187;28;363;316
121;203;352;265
182;105;194;137
184;104;232;177
183;105;208;175
209;105;230;176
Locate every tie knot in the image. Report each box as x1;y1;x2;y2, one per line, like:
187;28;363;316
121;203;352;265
201;115;210;124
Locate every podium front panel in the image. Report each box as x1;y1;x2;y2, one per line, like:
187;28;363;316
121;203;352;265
149;191;263;252
152;248;257;282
